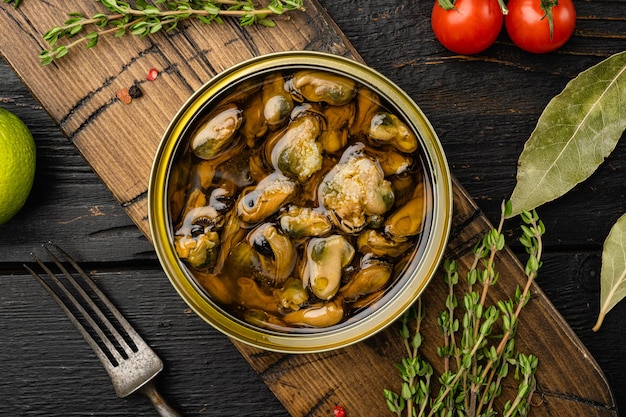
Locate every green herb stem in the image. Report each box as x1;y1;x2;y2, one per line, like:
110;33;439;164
471;211;543;408
39;0;306;65
385;202;542;417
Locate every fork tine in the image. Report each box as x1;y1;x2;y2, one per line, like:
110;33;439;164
24;261;121;369
46;243;144;343
42;243;144;355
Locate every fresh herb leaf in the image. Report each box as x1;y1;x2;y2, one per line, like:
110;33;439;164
508;51;626;217
3;0;22;8
593;213;626;331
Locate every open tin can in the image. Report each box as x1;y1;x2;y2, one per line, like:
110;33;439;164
149;51;453;353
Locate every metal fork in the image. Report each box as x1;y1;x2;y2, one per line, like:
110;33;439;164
24;243;181;417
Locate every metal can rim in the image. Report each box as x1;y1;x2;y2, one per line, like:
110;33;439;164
148;51;453;353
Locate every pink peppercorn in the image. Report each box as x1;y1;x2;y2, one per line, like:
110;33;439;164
333;405;346;417
147;68;159;81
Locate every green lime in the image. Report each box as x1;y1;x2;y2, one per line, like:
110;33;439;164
0;107;36;225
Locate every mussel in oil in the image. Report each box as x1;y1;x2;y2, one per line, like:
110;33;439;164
235;277;280;313
339;255;393;302
282;297;345;327
198;271;280;314
357;229;412;258
190;104;243;159
385;182;426;239
274;277;310;312
369;112;418;153
174;205;223;270
350;87;381;137
365;146;413;176
288;70;356;106
247;223;296;286
240;91;268;147
269;112;324;181
319;102;355;153
319;143;395;234
279;205;332;238
262;72;293;128
237;172;297;225
303;235;355;300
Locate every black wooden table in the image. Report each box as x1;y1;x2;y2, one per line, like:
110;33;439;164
1;1;625;416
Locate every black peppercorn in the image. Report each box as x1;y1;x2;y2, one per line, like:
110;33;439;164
128;85;143;99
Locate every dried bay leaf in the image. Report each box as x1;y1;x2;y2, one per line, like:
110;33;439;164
509;51;626;216
593;213;626;331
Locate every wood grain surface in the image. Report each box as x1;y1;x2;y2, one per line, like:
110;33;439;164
1;0;625;416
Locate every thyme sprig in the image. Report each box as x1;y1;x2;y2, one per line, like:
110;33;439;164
39;0;305;65
385;202;543;417
3;0;22;8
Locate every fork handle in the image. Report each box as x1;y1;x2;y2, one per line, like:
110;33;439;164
139;380;182;417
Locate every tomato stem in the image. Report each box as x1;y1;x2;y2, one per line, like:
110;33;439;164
437;0;456;11
497;0;508;15
437;0;508;14
540;0;559;40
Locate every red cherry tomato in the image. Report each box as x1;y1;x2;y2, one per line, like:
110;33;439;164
505;0;576;54
431;0;504;55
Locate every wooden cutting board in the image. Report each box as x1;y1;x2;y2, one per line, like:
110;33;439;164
0;2;617;416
